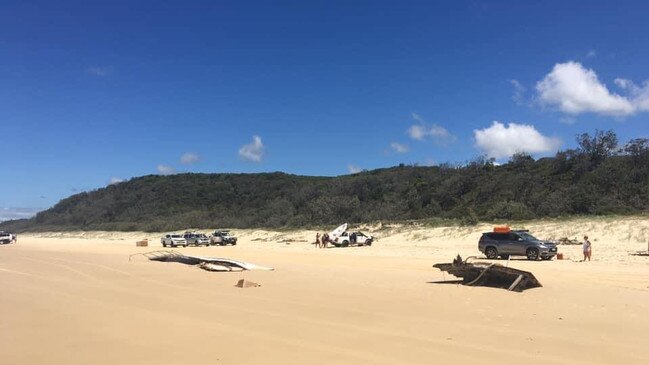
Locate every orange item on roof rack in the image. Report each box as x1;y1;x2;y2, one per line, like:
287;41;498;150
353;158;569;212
493;225;511;233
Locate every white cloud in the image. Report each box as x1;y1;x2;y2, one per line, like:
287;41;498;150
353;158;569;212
559;116;576;125
536;61;639;116
474;121;562;159
108;177;124;185
406;113;455;144
157;164;176;175
407;124;426;140
411;112;424;123
180;152;200;165
0;207;41;222
390;142;409;154
510;79;525;104
348;164;362;174
238;135;265;162
422;158;436;167
613;78;649;111
86;66;111;76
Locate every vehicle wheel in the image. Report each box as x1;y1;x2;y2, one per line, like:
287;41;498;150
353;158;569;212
366;240;372;246
499;254;509;260
342;240;349;247
162;242;167;248
172;244;177;248
183;244;188;248
485;247;498;259
526;248;540;261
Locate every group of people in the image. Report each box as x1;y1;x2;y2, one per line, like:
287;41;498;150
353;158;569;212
314;233;330;248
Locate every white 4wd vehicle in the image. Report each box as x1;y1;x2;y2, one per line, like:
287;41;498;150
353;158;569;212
333;231;374;247
210;230;237;246
0;231;16;244
161;234;187;247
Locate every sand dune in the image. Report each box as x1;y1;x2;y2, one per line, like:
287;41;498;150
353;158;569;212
1;216;648;364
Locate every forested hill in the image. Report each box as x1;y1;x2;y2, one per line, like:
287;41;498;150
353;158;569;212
3;133;649;232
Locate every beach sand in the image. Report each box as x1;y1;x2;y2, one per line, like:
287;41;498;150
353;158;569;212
1;216;648;364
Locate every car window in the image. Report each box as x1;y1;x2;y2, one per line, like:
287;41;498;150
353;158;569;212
517;232;538;241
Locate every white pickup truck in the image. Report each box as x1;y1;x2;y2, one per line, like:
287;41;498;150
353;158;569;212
333;231;374;247
161;234;187;247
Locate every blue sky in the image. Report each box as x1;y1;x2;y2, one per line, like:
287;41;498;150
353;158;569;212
1;0;648;219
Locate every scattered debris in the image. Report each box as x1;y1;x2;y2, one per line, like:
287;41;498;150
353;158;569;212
278;238;307;244
629;241;649;256
235;279;261;288
433;255;542;292
630;251;649;257
129;250;274;271
556;237;581;245
199;262;244;272
136;239;149;247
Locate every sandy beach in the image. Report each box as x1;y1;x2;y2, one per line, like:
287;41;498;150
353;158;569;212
1;217;648;364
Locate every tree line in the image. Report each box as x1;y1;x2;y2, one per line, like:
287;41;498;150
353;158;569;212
2;130;648;232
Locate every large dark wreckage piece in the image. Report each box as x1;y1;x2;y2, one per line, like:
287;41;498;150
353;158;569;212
433;255;542;292
129;250;274;272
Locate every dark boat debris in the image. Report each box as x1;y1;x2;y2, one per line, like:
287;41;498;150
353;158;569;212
433;255;542;292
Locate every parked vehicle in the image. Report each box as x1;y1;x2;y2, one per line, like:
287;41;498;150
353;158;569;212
184;232;210;246
210;230;237;246
161;234;187;248
333;231;374;247
0;231;16;244
478;227;557;260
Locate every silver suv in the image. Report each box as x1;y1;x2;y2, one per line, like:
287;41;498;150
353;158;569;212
478;230;557;260
210;231;237;246
183;232;210;246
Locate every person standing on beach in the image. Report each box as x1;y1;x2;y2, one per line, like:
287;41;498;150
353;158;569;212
583;235;592;261
315;233;321;248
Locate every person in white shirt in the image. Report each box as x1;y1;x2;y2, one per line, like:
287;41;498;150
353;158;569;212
583;235;592;261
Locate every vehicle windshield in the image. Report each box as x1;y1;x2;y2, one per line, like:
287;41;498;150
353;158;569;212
517;232;539;241
170;235;182;238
